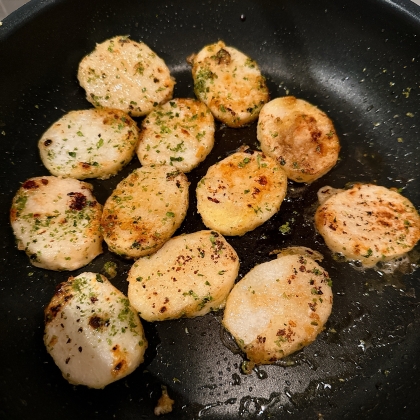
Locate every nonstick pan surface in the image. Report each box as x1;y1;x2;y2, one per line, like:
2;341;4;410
1;0;420;419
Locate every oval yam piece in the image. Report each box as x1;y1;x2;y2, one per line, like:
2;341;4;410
39;108;139;180
257;96;340;183
196;148;288;236
190;41;269;127
78;36;175;117
314;183;420;267
10;176;102;271
101;165;189;259
127;230;239;321
136;98;215;172
44;272;147;388
222;250;333;364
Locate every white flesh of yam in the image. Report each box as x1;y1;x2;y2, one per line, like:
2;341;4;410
315;183;420;267
196;148;288;236
44;272;147;389
78;36;174;117
257;96;340;183
10;176;102;271
190;41;269;127
127;230;239;322
222;249;333;364
101;165;189;259
136;98;215;172
38;108;139;180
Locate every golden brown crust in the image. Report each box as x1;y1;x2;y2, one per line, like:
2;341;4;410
190;41;269;127
257;96;340;183
196;148;287;236
314;183;420;267
101;165;189;258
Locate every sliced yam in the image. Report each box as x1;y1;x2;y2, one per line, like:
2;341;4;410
222;248;333;365
127;230;239;321
314;183;420;267
257;96;340;183
44;272;147;388
101;165;189;259
38;108;139;180
196;148;288;236
189;41;269;127
10;176;102;271
136;98;215;172
78;36;175;117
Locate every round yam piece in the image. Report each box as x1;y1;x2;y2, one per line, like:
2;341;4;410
222;249;333;364
127;230;239;321
78;36;175;117
314;183;420;267
196;148;287;236
136;98;215;172
10;176;103;271
38;108;139;179
101;165;189;259
44;272;147;388
257;96;340;183
190;41;269;127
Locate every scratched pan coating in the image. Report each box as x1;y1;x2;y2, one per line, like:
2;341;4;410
0;0;420;419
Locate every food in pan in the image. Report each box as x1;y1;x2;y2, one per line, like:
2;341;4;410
222;247;333;365
78;36;175;117
38;108;139;180
44;272;147;389
257;96;340;183
315;183;420;268
196;147;288;236
136;98;215;173
127;230;239;322
10;176;103;271
101;165;189;259
188;41;269;127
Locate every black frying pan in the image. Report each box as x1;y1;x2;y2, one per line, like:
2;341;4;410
1;0;420;419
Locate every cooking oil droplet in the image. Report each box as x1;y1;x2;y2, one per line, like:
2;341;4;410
254;366;268;379
231;372;241;385
240;14;246;21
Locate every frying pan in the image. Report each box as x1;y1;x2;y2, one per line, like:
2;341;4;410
1;0;420;418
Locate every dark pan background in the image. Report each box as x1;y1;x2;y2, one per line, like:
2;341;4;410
1;0;420;419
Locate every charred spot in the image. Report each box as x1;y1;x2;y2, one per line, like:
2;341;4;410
65;357;70;364
45;304;61;323
44;139;53;146
67;192;87;211
208;196;220;203
299;265;306;272
159;306;167;313
215;48;231;65
153;77;160;83
308;302;317;312
256;335;266;344
78;346;82;352
113;361;125;372
22;180;39;189
78;327;83;333
256;176;268;186
90;296;98;304
118;37;130;45
277;329;286;336
252;187;261;197
81;162;91;169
